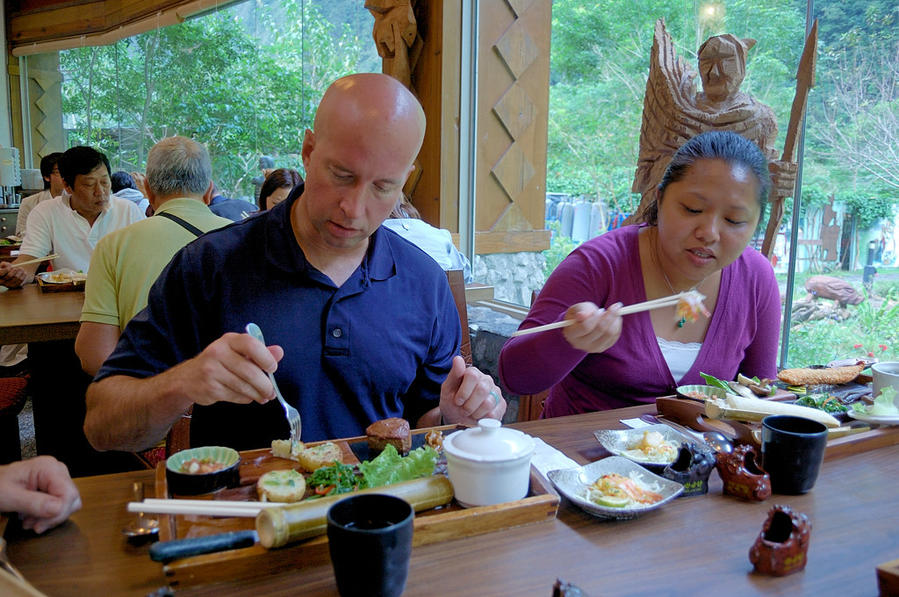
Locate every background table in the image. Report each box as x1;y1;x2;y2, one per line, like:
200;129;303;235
1;284;141;476
0;284;83;344
6;405;899;596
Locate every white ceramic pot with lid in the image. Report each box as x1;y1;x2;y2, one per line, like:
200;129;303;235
443;418;536;507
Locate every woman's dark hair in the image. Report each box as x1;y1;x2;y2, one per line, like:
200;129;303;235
642;130;771;226
110;170;137;193
258;168;303;210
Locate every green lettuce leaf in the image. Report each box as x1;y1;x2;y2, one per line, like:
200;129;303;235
358;444;438;488
854;387;899;416
699;372;732;392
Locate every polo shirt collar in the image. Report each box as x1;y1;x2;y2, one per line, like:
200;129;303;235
263;183;397;283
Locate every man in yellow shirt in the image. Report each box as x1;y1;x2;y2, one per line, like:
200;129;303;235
76;136;231;376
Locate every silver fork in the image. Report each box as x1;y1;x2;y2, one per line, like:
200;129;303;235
245;323;302;443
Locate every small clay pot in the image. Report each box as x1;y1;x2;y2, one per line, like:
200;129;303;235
662;442;716;497
715;444;771;501
749;505;811;576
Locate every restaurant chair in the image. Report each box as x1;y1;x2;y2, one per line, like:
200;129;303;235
0;375;29;464
446;269;472;366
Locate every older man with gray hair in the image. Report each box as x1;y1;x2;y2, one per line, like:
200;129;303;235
75;136;231;376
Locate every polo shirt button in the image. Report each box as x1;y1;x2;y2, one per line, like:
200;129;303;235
331;328;343;338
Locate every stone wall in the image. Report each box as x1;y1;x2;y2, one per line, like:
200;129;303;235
473;251;545;306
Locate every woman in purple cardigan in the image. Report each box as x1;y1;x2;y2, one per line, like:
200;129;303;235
499;131;781;416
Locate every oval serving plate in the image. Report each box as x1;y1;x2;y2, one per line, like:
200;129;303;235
547;456;683;520
594;424;697;470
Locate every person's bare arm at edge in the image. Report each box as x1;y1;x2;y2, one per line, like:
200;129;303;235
84;332;284;451
75;322;120;377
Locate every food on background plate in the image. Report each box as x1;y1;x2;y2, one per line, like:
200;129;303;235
179;457;228;475
853;387;899;417
257;469;306;503
41;270;87;284
621;430;677;464
777;364;865;386
585;473;663;508
706;394;841;428
366;417;411;455
794;393;849;414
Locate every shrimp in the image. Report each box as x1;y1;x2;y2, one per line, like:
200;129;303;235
675;290;710;325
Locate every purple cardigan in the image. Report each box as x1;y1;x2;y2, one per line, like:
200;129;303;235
498;225;781;416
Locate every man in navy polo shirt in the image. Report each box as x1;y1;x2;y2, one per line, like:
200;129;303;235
84;74;506;452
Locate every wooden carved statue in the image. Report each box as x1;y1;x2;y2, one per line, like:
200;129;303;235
630;19;817;258
365;0;422;90
365;0;424;199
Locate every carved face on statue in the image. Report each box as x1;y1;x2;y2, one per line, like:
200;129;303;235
698;35;752;103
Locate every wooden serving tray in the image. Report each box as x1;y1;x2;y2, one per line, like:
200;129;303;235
153;426;560;588
37;277;85;293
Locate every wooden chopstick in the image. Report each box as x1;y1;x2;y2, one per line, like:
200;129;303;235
128;499;284;518
14;253;59;267
509;291;698;338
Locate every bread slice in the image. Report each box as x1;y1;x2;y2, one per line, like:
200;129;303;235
256;469;306;503
271;439;305;460
295;441;342;473
366;417;412;455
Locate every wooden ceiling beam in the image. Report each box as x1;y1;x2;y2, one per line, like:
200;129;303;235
7;0;239;56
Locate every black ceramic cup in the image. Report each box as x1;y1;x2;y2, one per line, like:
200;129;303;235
327;494;414;597
760;415;828;495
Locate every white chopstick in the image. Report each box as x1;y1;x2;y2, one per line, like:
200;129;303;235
128;499;284;518
509;291;699;338
14;253;59;267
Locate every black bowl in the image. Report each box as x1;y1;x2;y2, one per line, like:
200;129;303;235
165;446;241;496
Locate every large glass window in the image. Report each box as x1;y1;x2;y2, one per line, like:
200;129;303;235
541;1;899;367
42;0;378;201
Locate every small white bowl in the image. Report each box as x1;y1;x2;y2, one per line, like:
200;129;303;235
443;419;535;508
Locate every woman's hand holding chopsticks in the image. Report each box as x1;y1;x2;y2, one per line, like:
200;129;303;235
559;302;623;354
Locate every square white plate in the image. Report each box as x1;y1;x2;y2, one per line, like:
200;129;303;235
547;456;683;520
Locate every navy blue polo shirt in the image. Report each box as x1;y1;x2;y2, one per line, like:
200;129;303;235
96;185;461;450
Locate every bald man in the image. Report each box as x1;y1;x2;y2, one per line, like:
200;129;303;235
84;74;505;452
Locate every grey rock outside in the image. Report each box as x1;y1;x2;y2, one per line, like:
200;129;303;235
473;252;546;305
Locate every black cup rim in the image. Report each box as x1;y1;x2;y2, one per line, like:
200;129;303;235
761;415;827;437
327;493;414;535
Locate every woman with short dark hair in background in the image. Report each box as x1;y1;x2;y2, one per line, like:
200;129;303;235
258;168;303;211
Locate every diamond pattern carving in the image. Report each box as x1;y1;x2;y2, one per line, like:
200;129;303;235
493;83;535;140
504;0;536;17
491;143;534;201
494;20;537;79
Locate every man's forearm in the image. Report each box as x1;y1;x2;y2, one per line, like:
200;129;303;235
84;373;192;452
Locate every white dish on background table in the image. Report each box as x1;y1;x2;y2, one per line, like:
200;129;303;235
846;410;899;426
547;456;683;520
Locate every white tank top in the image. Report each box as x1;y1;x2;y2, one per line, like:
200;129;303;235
657;336;702;384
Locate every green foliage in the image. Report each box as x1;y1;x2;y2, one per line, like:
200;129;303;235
840;191;897;230
787;289;899;367
59;0;375;199
542;221;580;279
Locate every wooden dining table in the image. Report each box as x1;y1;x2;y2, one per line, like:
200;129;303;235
0;284;83;344
5;404;899;596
